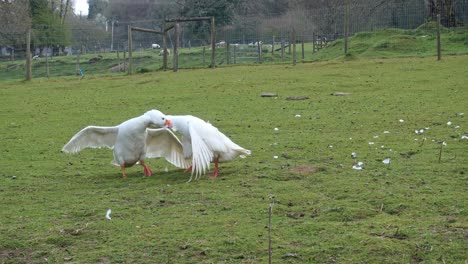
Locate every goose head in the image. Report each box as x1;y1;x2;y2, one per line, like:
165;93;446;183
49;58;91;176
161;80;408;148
144;109;173;128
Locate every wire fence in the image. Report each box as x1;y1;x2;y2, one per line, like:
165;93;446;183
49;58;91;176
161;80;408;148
1;1;468;80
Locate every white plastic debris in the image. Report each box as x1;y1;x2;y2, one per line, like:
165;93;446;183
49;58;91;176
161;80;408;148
447;121;452;126
459;113;464;116
382;158;391;164
351;152;357;159
455;126;460;129
383;131;390;134
273;155;279;159
164;166;169;173
374;135;379;138
461;136;468;140
352;162;364;170
106;209;112;220
274;128;279;131
369;142;375;145
415;130;419;134
442;142;447;146
295;114;301;118
381;145;385;148
419;129;424;133
399;119;404;123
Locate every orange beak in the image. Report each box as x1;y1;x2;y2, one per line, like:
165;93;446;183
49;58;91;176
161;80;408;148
165;119;173;128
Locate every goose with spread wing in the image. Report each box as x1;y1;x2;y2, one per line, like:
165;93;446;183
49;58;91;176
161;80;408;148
62;110;189;178
166;115;251;181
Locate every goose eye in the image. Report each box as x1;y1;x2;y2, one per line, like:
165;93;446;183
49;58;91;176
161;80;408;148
162;117;165;120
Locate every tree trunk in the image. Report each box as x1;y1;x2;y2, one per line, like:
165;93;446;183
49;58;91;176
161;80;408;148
426;0;457;27
62;0;70;25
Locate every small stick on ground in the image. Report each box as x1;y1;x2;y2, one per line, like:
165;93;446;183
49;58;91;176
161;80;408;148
268;195;275;264
438;143;443;163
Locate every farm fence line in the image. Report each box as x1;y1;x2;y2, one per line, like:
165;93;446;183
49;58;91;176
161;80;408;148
1;1;467;80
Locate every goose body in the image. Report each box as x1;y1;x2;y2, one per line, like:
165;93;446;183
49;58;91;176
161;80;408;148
167;115;251;181
62;110;189;178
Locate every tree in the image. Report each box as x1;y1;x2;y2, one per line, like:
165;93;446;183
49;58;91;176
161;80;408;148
57;0;71;24
88;0;108;20
29;0;70;53
425;0;458;27
177;0;239;26
0;0;32;46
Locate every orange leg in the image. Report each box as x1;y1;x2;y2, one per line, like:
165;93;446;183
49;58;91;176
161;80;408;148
120;165;127;179
140;160;153;176
184;166;192;173
209;158;219;178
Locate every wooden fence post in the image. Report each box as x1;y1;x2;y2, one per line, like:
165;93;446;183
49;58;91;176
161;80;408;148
226;42;230;64
437;14;441;61
281;41;285;61
312;32;316;53
123;42;126;72
173;23;179;72
210;16;215;69
257;41;262;64
25;29;32;81
344;0;349;55
292;29;296;65
45;49;49;78
163;29;168;71
234;45;237;64
301;34;305;60
75;54;80;75
128;25;133;74
272;36;275;55
117;43;120;71
203;46;206;65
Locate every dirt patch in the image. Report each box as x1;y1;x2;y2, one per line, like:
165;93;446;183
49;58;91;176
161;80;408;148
0;249;38;264
289;164;320;174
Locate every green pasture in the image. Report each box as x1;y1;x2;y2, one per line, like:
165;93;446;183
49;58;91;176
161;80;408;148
1;55;467;263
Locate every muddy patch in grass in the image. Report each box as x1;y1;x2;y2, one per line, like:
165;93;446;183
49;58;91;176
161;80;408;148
290;165;324;175
273;165;324;181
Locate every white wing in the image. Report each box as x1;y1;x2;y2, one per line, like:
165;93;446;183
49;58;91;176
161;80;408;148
189;121;214;178
62;126;118;153
146;128;190;169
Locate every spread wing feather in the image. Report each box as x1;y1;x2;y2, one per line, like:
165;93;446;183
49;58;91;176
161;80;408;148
62;126;118;153
189;122;214;179
146;128;190;169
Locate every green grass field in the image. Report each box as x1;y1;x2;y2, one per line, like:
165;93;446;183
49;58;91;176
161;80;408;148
1;54;467;263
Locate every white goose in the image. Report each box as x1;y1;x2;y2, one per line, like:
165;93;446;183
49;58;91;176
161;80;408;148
62;110;189;178
166;115;251;181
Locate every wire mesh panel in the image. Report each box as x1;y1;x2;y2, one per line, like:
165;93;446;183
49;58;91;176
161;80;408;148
1;1;467;80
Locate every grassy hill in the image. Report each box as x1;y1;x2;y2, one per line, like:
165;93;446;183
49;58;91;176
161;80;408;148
311;24;468;61
0;55;467;263
1;24;467;80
